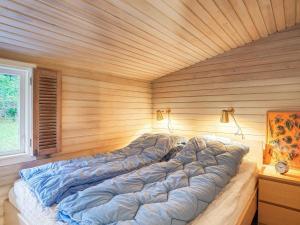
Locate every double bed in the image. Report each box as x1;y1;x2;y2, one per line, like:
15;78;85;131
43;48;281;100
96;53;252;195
6;160;257;225
4;134;258;225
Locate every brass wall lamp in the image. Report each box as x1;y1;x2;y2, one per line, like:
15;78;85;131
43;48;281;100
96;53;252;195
220;107;244;139
156;108;172;133
156;109;164;121
156;109;171;121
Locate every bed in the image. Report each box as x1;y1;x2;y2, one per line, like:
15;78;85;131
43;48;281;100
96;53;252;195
5;160;257;225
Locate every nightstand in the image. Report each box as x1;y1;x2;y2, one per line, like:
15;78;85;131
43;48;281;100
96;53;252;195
258;165;300;225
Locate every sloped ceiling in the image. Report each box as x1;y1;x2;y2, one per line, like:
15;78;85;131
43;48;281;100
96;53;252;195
0;0;299;80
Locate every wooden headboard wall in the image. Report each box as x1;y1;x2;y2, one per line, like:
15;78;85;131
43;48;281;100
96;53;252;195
152;25;300;164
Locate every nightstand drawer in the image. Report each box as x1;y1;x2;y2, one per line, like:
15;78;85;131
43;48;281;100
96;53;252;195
259;179;300;210
258;202;300;225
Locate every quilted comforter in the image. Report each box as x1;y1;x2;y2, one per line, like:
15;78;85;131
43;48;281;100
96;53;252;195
20;133;184;207
57;136;249;225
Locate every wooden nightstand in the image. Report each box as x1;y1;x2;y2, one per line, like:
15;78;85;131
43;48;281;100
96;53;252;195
258;165;300;225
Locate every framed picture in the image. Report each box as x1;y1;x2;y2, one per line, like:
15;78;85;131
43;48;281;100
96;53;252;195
264;111;300;169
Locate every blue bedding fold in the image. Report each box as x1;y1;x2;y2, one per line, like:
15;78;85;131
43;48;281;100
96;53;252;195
57;136;249;225
20;133;184;207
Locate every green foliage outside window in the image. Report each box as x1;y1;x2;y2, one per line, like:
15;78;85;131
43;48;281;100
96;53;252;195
0;74;20;154
0;74;19;119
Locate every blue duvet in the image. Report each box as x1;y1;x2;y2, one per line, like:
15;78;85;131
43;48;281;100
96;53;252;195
20;133;184;207
57;136;249;225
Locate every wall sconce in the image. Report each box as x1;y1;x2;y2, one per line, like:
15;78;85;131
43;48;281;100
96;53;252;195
156;110;164;121
220;107;244;139
156;109;172;133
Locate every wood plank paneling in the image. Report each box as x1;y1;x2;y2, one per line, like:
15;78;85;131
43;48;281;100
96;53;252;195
229;0;260;40
0;64;152;222
284;0;297;27
271;0;286;31
60;71;152;154
152;25;300;163
257;0;278;33
244;0;269;37
0;0;299;80
297;0;300;22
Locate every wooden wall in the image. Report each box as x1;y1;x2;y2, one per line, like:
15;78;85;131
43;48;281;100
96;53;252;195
0;65;152;224
152;25;300;164
60;68;152;153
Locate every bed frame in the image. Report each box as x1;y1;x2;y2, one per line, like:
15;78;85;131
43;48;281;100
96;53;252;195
235;188;257;225
3;188;257;225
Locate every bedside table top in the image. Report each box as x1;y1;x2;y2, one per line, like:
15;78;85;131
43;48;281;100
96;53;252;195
259;165;300;185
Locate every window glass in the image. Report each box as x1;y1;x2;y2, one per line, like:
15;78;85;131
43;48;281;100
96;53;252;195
0;64;32;159
0;74;21;156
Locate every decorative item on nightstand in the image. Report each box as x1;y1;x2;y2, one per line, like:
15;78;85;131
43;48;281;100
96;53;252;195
275;160;289;174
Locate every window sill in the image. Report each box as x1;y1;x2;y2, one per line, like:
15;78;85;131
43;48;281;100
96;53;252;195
0;153;36;167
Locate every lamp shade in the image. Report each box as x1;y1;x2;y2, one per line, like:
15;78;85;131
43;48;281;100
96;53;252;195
156;110;164;121
220;110;229;123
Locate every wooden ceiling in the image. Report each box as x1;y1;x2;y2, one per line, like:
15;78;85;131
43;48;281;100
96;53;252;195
0;0;299;81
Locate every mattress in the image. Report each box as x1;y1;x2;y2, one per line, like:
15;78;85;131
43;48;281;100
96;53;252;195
9;160;257;225
189;160;257;225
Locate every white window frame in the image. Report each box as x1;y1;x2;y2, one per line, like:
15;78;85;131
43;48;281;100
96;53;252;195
0;58;36;166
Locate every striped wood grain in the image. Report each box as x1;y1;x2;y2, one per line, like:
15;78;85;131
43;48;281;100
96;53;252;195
0;0;299;80
152;25;300;163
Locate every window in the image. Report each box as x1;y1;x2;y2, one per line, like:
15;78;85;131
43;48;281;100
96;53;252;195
0;60;34;165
